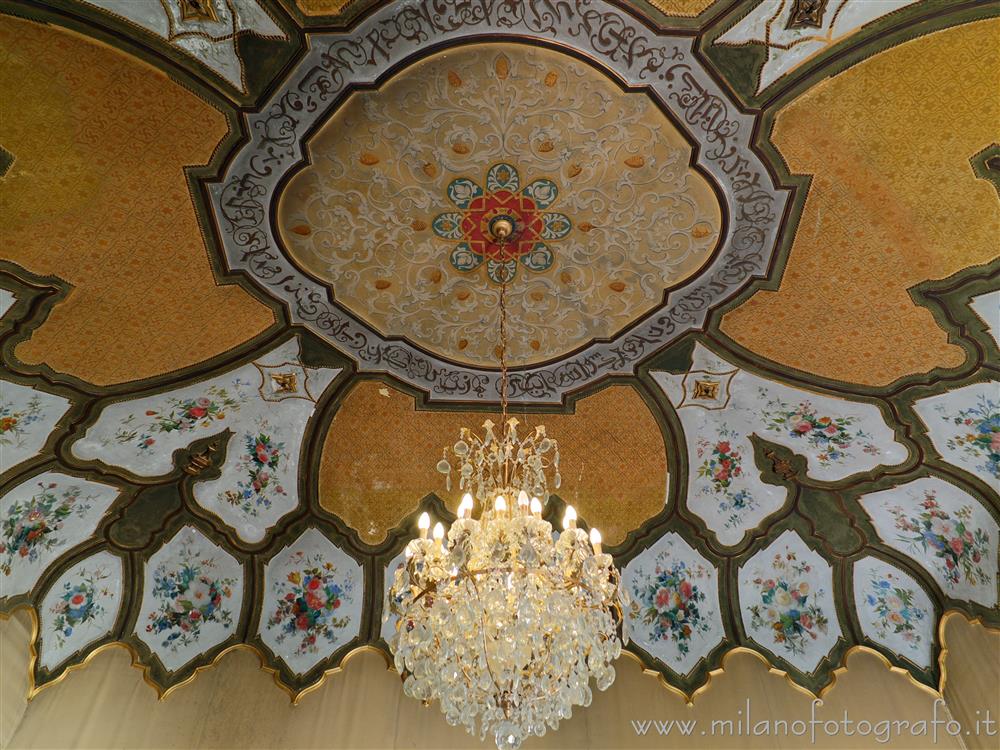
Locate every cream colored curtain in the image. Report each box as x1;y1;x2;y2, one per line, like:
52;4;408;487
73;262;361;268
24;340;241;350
5;609;997;749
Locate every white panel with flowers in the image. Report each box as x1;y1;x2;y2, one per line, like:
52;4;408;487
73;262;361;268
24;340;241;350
738;530;842;674
969;290;1000;349
38;550;124;671
381;549;407;645
654;343;906;546
71;338;340;543
258;527;362;676
136;525;245;672
858;477;997;607
0;381;71;476
912;380;1000;491
851;556;934;670
622;532;725;676
0;472;121;600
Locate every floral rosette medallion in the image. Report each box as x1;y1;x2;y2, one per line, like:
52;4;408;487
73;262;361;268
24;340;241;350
888;490;991;588
50;568;112;647
266;552;355;657
748;551;830;657
146;549;237;651
433;162;571;284
0;482;93;576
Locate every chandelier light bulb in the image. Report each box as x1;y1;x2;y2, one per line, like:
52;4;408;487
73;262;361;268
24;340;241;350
432;522;445;548
530;497;542;517
563;504;577;530
494;495;507;513
517;490;530;511
590;527;602;555
459;493;474;518
418;512;431;538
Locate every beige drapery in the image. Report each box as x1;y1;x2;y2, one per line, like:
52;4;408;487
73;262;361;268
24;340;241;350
1;609;996;749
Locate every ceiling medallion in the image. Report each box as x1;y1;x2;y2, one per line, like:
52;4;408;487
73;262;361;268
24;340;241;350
386;225;628;750
208;1;789;401
433;162;571;284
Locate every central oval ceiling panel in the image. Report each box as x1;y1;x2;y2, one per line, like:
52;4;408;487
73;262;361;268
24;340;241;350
277;43;722;367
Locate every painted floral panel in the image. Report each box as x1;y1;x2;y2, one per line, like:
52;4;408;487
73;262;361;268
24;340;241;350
72;338;340;542
859;477;997;606
136;526;244;672
380;550;407;645
0;472;120;600
852;556;933;670
739;530;842;673
623;532;725;675
969;290;999;349
38;550;124;670
0;381;71;476
259;528;362;675
914;381;1000;488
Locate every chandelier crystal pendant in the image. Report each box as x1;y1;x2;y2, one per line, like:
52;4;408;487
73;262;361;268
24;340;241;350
384;216;630;750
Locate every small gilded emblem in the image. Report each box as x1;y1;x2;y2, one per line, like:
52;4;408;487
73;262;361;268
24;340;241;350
270;372;299;395
692;380;720;400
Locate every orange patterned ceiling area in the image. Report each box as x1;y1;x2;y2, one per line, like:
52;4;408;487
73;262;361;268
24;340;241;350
721;19;1000;387
0;17;274;384
319;382;668;545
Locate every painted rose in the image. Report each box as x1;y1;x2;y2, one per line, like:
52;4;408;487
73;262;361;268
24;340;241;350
1;483;94;576
748;552;829;657
631;556;711;659
267;553;355;657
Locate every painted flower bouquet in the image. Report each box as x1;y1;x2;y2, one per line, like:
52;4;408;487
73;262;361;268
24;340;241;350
865;571;925;648
0;483;91;576
889;491;991;587
760;393;878;465
632;558;709;657
222;430;287;516
943;395;1000;479
267;561;353;657
146;558;235;650
749;553;828;656
50;569;111;647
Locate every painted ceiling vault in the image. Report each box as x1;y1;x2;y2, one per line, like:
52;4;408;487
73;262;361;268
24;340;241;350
0;0;997;720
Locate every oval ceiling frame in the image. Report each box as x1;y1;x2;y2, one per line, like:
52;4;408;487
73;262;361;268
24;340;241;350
206;0;791;404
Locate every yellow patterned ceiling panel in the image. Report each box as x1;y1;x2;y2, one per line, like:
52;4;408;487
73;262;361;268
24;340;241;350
721;19;1000;386
0;17;274;385
319;382;668;545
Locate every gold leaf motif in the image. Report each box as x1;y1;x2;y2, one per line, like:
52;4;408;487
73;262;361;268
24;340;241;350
290;224;312;236
456;290;471;301
567;163;582;178
609;281;626;292
494;55;510;80
624;155;645;168
422;162;438;178
426;268;442;283
458;339;469;350
530;340;541;351
578;222;595;232
359;152;379;165
538;140;554;153
530;290;545;302
452;143;470;155
692;223;712;238
447;70;462;87
410;219;428;231
559;271;573;284
374;279;391;290
544;71;558;87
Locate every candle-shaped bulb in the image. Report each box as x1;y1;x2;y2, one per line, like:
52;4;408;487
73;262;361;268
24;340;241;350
459;493;473;518
590;527;602;555
562;504;577;530
418;512;431;538
432;522;445;543
494;495;507;513
530;497;542;517
404;545;413;559
517;490;530;509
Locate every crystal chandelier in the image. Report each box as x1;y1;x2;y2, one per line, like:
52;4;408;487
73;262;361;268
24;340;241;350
385;217;629;750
